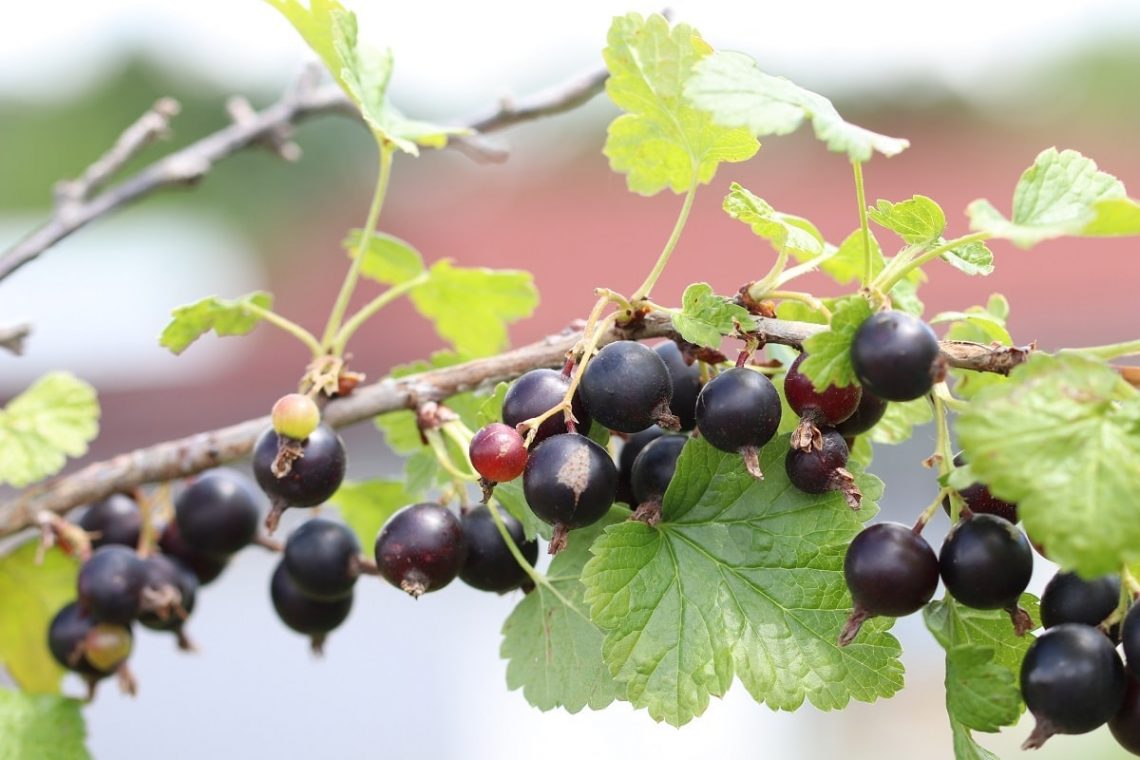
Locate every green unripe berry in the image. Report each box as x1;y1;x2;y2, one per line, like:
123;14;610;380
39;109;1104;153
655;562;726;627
272;393;321;440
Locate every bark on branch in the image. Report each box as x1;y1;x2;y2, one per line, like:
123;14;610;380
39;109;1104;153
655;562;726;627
0;311;1034;537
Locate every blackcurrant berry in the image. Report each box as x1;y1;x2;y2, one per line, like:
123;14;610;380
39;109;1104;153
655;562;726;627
78;494;141;550
271;393;321;440
77;545;146;625
1110;672;1140;756
502;368;591;444
694;367;781;479
941;454;1018;523
283;518;361;600
844;523;939;619
270;561;353;654
1020;623;1126;748
939;514;1033;616
138;554;198;647
655;341;701;431
523;433;617;552
174;468;260;559
616;426;667;505
374;503;468;597
784;352;861;451
48;601;133;680
785;428;861;510
850;311;942;402
158;521;229;585
469;423;528;484
630;434;687;505
1041;571;1121;631
580;340;676;433
1123;604;1140;673
253;423;347;531
834;390;888;438
459;505;538;593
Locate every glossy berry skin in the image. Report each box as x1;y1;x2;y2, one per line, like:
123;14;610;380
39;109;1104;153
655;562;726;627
939;514;1033;610
786;429;849;493
849;311;941;401
1041;571;1121;630
941;455;1018;523
631;434;687;505
1021;623;1126;741
523;434;617;529
784;353;861;426
580;341;673;434
1110;673;1140;755
374;503;468;597
175;469;261;558
501;369;591;445
616;427;667;505
1123;604;1140;673
271;393;321;441
694;368;782;454
78;494;141;550
253;423;346;508
283;518;361;601
844;523;939;617
77;545;146;625
270;561;353;635
48;602;133;678
655;342;701;431
158;521;229;585
459;506;539;592
834;390;889;437
469;423;528;483
138;555;198;632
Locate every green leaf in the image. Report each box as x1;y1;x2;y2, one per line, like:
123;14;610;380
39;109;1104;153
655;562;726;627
477;383;510;428
723;184;830;262
924;594;1039;677
603;13;759;196
0;373;99;488
800;296;873;392
671;283;750;348
0;544;80;694
329;479;415;548
848;433;874;468
684;51;909;162
501;508;627;712
868;196;946;246
868;398;932;445
409;260;537;358
966;148;1139;247
824;229;885;286
581;437;900;726
264;0;466;154
941;240;995;277
957;352;1140;576
344;229;425;286
950;717;1001;760
943;645;1022;732
888;276;925;317
491;479;549;542
775;300;828;325
0;689;90;760
159;292;273;355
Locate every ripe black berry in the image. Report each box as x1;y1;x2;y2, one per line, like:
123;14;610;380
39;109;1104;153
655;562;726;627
48;602;133;680
78;494;141;550
158;521;229;585
580;340;676;433
616;426;667;505
502;369;591;444
655;341;701;431
784;353;861;451
138;555;198;649
834;390;888;437
254;423;347;531
939;514;1033;617
270;561;353;654
839;522;939;646
469;423;528;484
523;433;617;552
283;518;361;600
630;434;687;505
941;454;1018;523
850;311;942;401
1123;604;1140;673
374;503;468;597
77;545;146;625
784;428;861;509
459;505;538;593
1020;623;1126;748
175;469;261;559
694;367;781;479
1041;571;1120;631
1110;673;1140;755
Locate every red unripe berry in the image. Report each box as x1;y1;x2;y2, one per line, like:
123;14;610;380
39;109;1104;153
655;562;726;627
469;423;528;483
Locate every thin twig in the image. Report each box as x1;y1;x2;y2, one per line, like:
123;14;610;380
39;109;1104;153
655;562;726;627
0;311;1035;537
0;323;31;356
0;63;610;284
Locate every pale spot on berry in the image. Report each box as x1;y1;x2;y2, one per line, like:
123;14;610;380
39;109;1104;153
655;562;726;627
555;446;591;506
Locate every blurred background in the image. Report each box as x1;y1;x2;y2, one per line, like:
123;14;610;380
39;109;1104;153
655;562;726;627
2;1;1140;758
